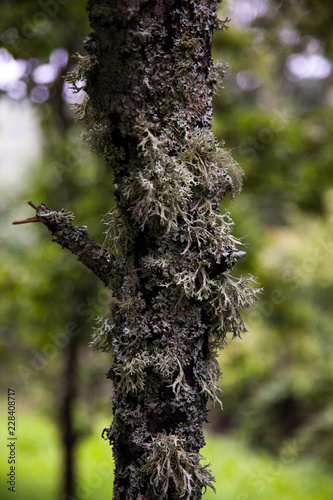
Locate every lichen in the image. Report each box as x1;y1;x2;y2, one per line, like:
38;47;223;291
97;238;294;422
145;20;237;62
142;434;216;499
37;206;75;224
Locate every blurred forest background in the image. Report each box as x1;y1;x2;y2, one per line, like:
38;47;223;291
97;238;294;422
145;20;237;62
0;1;332;499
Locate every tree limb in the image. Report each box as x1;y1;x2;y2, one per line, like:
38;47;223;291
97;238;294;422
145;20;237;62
13;202;119;288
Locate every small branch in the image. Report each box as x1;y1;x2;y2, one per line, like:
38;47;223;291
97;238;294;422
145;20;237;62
13;202;121;288
12;216;40;224
27;201;39;210
13;201;42;224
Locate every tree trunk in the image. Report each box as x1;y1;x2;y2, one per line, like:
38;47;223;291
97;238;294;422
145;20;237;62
59;329;78;498
79;1;258;498
15;1;259;498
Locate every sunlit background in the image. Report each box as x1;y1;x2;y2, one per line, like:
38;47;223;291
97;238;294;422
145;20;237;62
1;0;333;499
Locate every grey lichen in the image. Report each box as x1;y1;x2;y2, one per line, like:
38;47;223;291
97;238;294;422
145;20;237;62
142;433;216;499
37;205;75;224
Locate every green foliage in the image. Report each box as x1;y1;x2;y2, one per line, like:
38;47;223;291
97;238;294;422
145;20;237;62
0;0;89;58
209;0;333;465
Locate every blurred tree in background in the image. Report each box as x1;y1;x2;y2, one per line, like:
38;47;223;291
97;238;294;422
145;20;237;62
212;0;333;465
0;1;113;496
0;0;333;497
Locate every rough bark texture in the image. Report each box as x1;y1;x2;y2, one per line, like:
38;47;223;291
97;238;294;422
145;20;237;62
16;1;260;499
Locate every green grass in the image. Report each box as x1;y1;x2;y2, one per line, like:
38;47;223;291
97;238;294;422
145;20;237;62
202;435;333;500
1;409;333;499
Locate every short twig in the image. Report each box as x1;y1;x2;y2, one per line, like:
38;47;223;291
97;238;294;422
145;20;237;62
12;217;40;225
12;201;40;225
27;201;38;210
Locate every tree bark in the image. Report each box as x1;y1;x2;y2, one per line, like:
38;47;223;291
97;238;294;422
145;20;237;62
15;1;259;498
